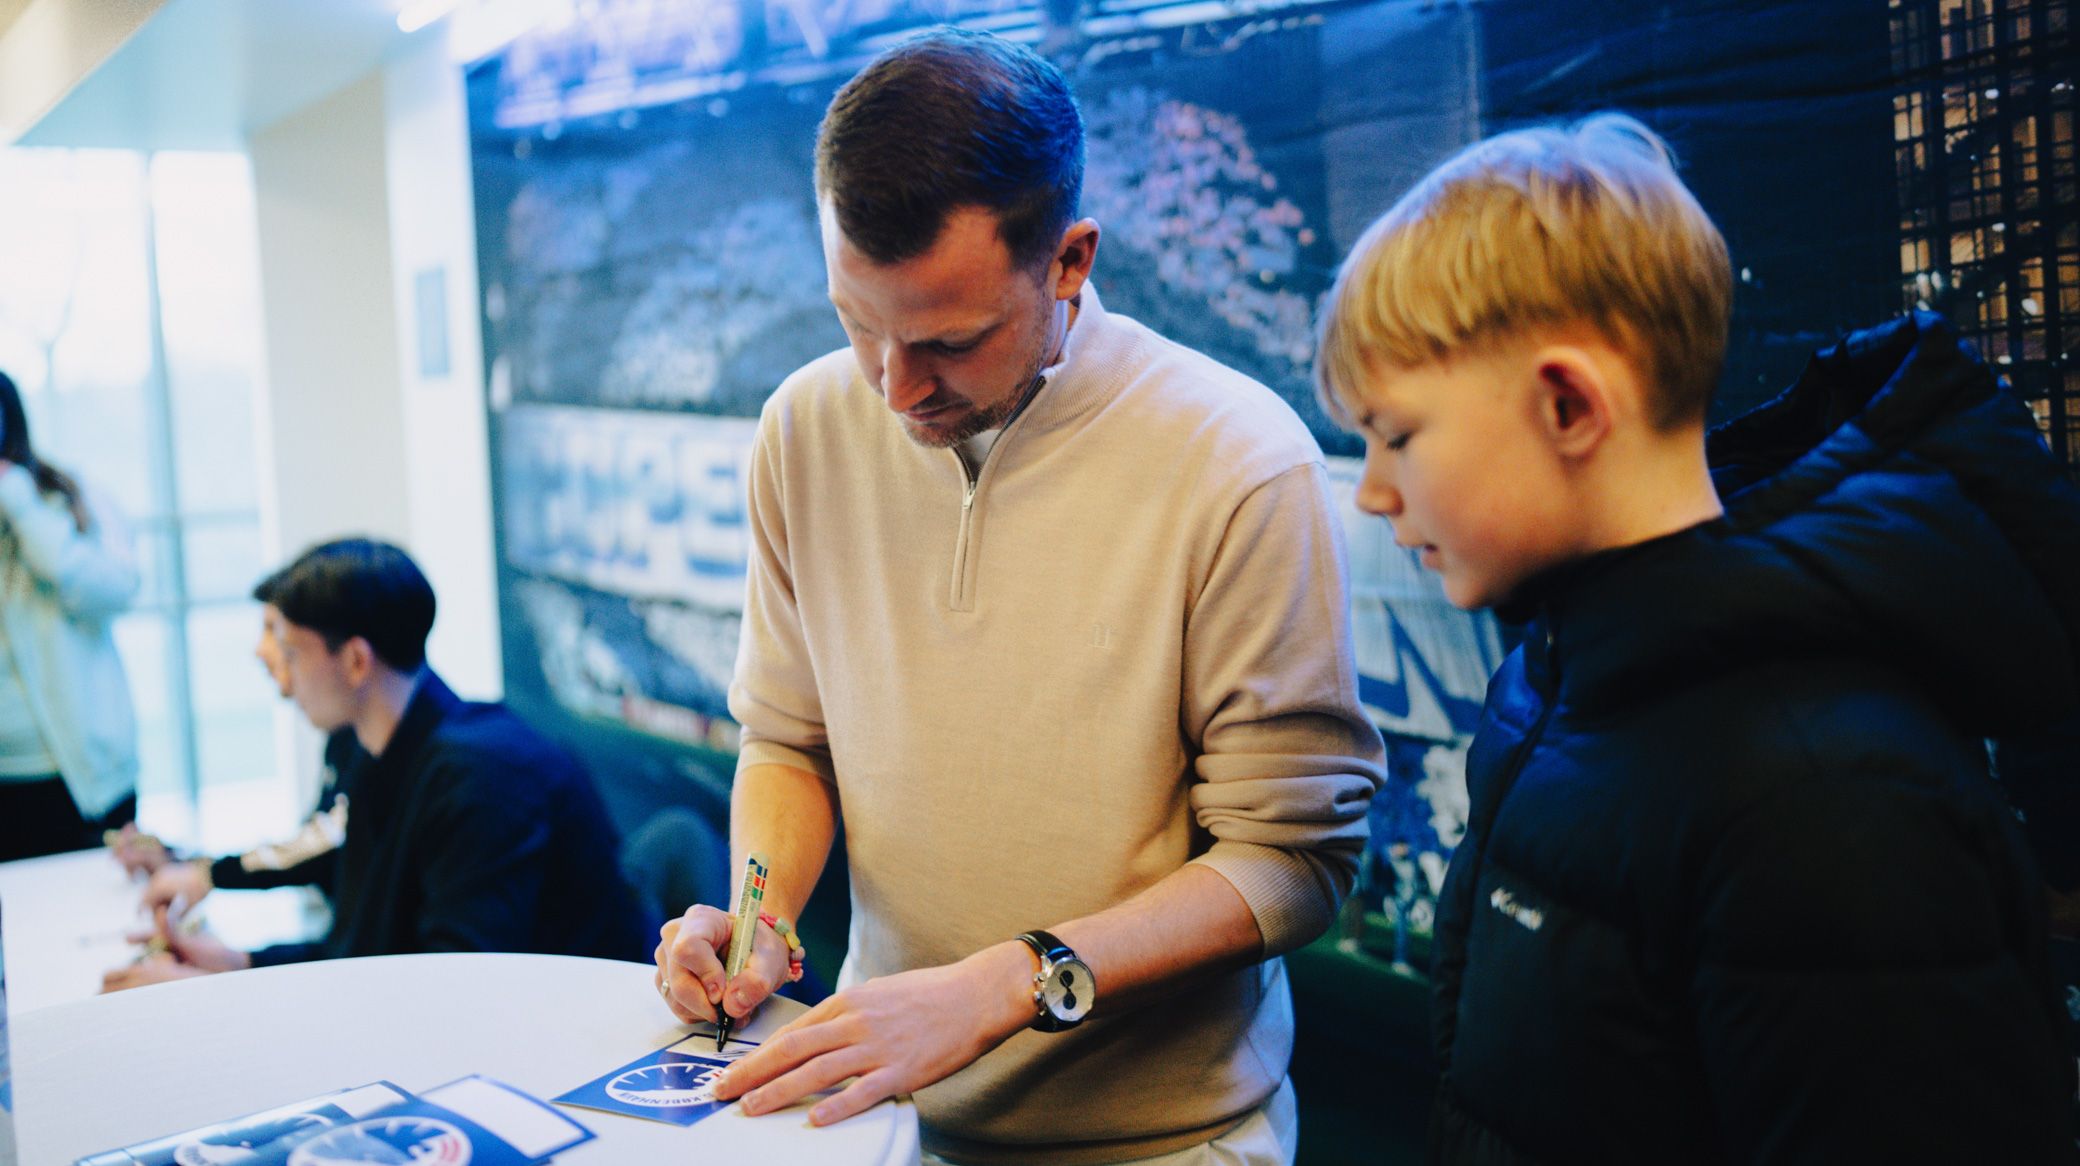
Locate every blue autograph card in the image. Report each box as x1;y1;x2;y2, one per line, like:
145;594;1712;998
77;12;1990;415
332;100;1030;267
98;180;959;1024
76;1082;413;1166
554;1027;761;1127
255;1077;591;1166
85;1077;591;1166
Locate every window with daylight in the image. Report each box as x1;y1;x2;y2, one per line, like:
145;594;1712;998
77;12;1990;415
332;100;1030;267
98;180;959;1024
0;147;291;854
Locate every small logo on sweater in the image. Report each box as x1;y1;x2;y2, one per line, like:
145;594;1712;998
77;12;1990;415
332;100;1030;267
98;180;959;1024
1489;887;1544;932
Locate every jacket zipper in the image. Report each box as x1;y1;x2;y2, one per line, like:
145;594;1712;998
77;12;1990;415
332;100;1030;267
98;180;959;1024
1442;681;1557;1069
1442;610;1561;1060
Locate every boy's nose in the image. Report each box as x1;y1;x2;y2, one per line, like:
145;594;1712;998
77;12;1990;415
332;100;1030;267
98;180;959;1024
1355;477;1401;518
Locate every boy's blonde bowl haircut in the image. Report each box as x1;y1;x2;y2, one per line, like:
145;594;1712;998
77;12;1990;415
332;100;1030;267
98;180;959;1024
1316;113;1733;432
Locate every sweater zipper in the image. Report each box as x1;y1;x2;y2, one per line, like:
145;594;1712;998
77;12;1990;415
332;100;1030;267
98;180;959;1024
950;450;986;612
947;375;1047;613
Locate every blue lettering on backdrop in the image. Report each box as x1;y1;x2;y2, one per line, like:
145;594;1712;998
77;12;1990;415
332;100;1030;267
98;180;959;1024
498;406;754;724
1357;614;1488;738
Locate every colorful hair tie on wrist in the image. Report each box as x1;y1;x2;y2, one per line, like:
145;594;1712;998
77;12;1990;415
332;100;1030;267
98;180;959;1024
760;911;807;983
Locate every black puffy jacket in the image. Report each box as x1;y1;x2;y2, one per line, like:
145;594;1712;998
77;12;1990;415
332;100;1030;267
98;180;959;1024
1428;315;2080;1164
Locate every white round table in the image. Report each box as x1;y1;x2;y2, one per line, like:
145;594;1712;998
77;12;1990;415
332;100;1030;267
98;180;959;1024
10;952;919;1164
0;848;327;1013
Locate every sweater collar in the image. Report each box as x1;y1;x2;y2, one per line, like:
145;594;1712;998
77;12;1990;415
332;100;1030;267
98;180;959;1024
998;281;1144;440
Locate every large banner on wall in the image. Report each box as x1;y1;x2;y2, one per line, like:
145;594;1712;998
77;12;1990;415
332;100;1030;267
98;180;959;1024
469;1;1511;918
462;0;2039;984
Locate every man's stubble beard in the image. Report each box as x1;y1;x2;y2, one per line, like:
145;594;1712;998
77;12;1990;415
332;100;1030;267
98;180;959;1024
901;299;1054;450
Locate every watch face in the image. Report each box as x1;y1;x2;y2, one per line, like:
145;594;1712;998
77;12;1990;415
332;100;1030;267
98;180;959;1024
1041;958;1095;1023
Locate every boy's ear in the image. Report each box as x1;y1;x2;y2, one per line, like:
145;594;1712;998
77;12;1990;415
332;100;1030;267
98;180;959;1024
1532;346;1613;460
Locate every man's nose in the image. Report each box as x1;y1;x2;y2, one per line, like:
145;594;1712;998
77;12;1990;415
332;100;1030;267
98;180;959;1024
879;347;937;413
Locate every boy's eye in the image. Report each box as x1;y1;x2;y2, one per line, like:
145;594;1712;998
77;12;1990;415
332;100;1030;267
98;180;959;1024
930;340;979;356
1357;411;1410;450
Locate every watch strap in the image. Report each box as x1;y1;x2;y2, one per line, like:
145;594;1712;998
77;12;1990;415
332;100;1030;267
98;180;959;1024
1016;929;1083;1032
1017;929;1072;964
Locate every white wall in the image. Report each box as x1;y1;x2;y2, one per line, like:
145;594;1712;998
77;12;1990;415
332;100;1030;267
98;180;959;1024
249;71;417;798
381;31;502;702
244;43;501;709
247;56;509;806
249;70;415;557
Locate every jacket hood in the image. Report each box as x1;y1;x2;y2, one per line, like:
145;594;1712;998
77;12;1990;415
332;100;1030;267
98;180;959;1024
1526;313;2080;737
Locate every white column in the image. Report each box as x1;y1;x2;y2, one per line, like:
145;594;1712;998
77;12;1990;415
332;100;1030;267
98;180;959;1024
381;32;503;700
248;70;415;799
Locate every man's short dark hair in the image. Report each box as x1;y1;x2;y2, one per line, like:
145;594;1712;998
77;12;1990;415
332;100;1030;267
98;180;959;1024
814;27;1084;270
253;538;436;673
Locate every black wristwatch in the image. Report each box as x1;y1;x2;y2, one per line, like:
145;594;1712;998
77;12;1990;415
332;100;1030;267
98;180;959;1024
1016;930;1095;1032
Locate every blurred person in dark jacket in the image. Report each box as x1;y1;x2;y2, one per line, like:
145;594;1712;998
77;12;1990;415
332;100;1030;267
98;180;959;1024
104;538;651;990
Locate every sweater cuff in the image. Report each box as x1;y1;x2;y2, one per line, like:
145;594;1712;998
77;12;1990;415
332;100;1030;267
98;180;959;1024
1191;841;1343;957
210;854;252;890
737;738;836;784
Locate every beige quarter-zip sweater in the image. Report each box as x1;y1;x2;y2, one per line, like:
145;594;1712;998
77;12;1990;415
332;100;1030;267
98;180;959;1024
729;286;1385;1163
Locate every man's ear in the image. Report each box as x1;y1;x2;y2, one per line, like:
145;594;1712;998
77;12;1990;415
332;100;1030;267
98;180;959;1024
339;636;378;686
1533;346;1613;461
1049;219;1100;302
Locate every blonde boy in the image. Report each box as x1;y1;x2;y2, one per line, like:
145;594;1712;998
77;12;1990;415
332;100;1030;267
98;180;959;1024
1321;115;2077;1161
1319;114;1730;611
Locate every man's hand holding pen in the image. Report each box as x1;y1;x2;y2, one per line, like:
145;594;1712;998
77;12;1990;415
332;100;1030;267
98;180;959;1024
654;903;794;1028
655;896;1037;1126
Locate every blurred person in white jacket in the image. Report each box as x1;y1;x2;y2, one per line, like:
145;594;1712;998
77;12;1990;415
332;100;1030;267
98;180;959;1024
0;368;141;861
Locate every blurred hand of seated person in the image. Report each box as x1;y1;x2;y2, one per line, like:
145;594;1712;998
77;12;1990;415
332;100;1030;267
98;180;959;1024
99;952;210;993
107;823;174;877
100;907;251;993
141;857;213;914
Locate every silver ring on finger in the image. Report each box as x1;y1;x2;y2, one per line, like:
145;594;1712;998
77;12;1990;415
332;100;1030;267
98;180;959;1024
658;975;673;1000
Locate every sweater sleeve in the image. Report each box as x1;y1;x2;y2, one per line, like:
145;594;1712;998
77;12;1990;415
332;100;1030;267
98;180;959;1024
1181;462;1386;956
209;806;344;892
248;941;321;967
727;415;836;783
0;464;140;621
211;758;352;892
